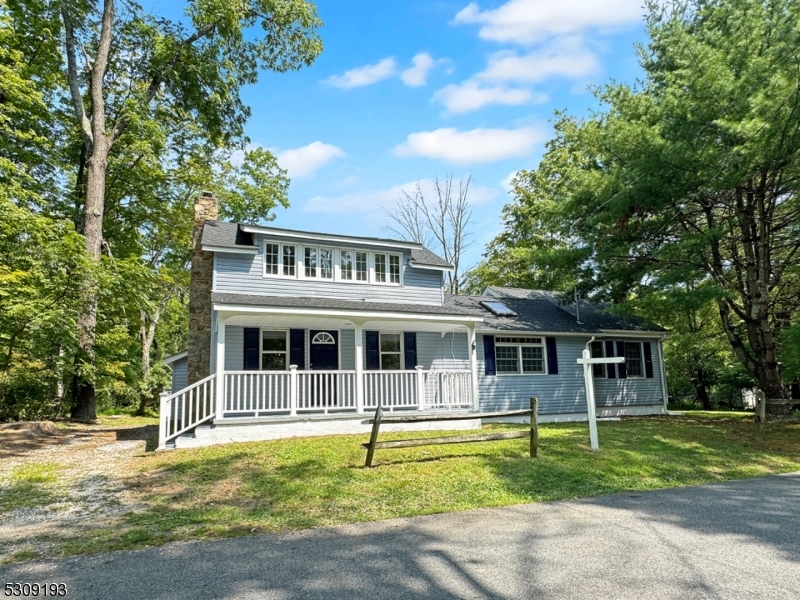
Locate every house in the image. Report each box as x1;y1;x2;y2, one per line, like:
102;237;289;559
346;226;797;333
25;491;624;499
158;195;668;449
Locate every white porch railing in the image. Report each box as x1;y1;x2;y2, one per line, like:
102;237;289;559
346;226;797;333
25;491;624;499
297;371;357;413
159;368;474;448
224;371;291;415
424;370;473;410
158;373;216;449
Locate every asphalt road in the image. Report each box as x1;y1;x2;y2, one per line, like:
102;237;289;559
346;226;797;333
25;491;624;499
3;473;799;599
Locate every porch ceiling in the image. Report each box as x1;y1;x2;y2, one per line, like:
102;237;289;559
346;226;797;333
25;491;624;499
221;312;470;333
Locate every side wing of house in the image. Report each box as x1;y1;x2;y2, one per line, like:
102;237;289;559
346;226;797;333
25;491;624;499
476;333;666;417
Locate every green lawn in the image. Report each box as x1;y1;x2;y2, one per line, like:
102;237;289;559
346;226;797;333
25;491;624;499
50;412;800;558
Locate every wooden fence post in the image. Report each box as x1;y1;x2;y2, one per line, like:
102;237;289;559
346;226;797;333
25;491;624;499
365;405;384;468
530;397;538;458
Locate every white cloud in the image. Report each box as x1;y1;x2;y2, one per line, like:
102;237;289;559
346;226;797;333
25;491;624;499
324;58;397;89
454;0;643;45
480;40;600;83
394;127;544;165
303;179;498;220
433;36;599;113
501;170;518;192
434;80;543;114
275;142;345;178
401;53;436;86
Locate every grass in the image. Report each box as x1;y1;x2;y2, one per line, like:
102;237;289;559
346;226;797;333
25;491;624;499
0;463;61;512
46;413;800;558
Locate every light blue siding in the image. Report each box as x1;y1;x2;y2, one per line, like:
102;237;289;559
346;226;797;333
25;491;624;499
340;329;355;370
224;325;244;370
214;247;443;305
416;331;470;370
170;358;188;393
477;334;664;415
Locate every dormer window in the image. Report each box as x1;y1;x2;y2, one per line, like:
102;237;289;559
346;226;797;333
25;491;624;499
356;251;368;281
262;241;402;285
304;247;317;277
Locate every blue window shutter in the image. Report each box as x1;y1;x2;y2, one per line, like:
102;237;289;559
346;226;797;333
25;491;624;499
546;337;559;375
616;340;628;379
289;329;305;370
243;328;260;371
643;341;654;378
605;340;616;379
366;331;380;370
403;332;417;369
483;335;496;376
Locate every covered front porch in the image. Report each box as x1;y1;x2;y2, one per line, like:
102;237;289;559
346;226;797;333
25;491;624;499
158;302;483;449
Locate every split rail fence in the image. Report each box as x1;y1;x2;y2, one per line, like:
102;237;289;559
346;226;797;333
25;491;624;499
362;397;539;467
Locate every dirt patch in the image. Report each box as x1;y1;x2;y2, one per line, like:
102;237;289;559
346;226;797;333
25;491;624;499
0;423;155;563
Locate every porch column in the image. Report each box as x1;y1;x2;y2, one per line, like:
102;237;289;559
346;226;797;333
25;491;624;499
468;324;479;411
214;316;226;421
354;321;364;413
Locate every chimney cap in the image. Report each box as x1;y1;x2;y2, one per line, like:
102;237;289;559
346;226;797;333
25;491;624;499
201;190;214;198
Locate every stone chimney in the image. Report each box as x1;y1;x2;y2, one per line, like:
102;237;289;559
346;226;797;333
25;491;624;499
187;192;218;385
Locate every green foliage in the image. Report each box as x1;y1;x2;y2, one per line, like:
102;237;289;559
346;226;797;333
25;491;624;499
0;0;322;419
479;0;800;399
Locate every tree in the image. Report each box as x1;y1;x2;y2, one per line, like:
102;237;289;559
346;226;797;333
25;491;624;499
56;0;322;420
388;176;473;295
482;0;800;399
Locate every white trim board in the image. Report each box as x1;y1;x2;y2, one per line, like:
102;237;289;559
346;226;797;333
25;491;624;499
240;225;423;250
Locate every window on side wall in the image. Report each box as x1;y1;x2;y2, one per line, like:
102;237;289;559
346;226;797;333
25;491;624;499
590;341;606;378
495;336;546;374
261;330;288;371
625;342;643;377
380;332;402;370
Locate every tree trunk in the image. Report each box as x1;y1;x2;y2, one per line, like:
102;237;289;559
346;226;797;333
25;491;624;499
136;308;160;416
694;369;713;410
70;142;109;422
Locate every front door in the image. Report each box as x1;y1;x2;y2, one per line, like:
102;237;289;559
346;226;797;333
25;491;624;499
309;330;338;406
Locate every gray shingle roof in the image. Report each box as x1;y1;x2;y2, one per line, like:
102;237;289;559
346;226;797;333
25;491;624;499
478;287;666;333
201;221;255;249
212;293;479;318
200;221;451;268
409;247;452;268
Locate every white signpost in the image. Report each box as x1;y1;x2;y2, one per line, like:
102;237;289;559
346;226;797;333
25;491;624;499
577;348;625;451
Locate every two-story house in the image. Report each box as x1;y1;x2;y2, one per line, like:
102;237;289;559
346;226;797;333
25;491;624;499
159;195;668;449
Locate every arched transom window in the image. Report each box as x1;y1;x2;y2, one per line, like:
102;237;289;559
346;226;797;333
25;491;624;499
312;332;335;344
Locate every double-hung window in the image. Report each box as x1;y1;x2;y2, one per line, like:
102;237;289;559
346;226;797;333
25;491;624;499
374;253;387;283
264;243;280;275
261;330;288;371
590;341;606;378
304;247;317;278
355;251;368;281
495;336;546;374
340;250;353;280
282;245;295;276
624;342;644;377
374;252;400;284
319;248;333;279
265;243;295;277
379;333;402;370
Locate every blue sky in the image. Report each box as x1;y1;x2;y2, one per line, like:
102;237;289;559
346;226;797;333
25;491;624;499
160;1;650;267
